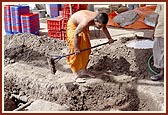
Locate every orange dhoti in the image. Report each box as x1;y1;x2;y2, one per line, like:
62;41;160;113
66;20;91;73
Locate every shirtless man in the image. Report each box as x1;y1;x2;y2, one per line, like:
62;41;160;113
66;10;114;82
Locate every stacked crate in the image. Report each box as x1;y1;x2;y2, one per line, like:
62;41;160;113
47;4;88;40
74;4;88;10
21;13;40;35
61;18;68;40
61;4;88;19
62;7;71;19
47;16;67;40
10;5;29;34
62;4;78;19
4;5;14;34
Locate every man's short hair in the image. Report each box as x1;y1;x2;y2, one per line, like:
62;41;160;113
95;13;109;24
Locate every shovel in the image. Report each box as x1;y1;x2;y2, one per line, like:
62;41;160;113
47;39;117;74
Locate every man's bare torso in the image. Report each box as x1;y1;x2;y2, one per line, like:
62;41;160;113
70;10;97;27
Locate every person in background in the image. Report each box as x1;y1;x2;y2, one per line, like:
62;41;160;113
150;4;164;81
66;10;114;82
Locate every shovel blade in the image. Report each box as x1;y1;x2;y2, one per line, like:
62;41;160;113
47;57;56;74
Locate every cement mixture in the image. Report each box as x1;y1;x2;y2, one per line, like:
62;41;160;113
3;33;161;111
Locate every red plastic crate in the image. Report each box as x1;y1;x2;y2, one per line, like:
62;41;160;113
63;4;88;10
62;8;70;19
78;4;88;10
63;4;70;8
48;30;66;40
63;14;70;19
62;18;68;30
61;6;79;18
48;30;62;39
61;30;66;40
47;16;64;31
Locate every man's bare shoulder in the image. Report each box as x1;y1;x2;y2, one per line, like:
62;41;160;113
72;10;96;17
70;10;97;23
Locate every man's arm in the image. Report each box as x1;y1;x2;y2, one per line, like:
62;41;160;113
74;22;87;53
102;26;114;43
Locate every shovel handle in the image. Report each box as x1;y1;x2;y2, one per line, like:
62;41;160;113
53;39;117;59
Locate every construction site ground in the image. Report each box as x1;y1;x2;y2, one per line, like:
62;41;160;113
3;15;165;112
